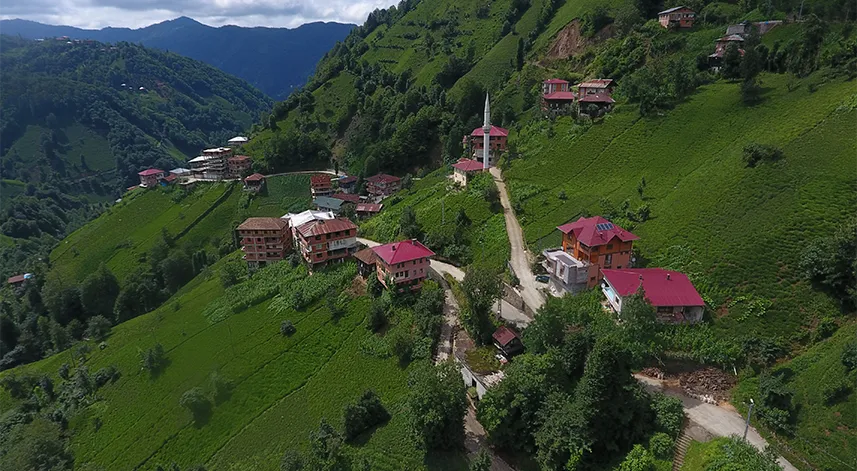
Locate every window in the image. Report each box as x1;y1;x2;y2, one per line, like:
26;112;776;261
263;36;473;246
605;254;613;267
607;244;613;250
316;253;322;259
345;230;350;236
326;234;331;239
315;235;321;241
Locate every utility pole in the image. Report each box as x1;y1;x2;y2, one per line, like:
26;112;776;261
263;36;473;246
442;199;445;226
743;398;755;440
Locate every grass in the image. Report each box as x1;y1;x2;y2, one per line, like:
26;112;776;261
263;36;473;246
2;122;114;180
681;438;729;470
2;260;467;470
733;323;857;471
249;173;313;217
359;170;511;272
466;346;501;373
505;72;856;339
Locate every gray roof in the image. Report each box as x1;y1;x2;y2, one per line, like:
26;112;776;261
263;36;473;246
313;196;345;210
659;5;692;14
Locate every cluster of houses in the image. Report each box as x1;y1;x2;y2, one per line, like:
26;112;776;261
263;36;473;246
236;211;435;291
542;216;705;324
309;173;396;218
709;20;782;69
542;78;616;116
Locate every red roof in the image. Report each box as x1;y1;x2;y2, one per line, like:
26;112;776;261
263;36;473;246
543;91;576;101
372;239;435;265
162;174;177;183
7;274;27;284
601;268;704;307
557;216;638;247
331;193;360;203
311;174;331;185
470;125;509;137
354;247;378;265
295;218;357;238
544;78;569;84
579;93;615;104
237;217;288;231
244;173;266;182
138;168;164;176
356;203;383;213
227;155;251;163
492;326;520;347
339;176;357;185
452;158;485;172
366;173;401;184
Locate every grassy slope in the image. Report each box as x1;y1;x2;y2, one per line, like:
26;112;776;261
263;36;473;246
733;323;857;470
506;73;856;337
359;171;511;271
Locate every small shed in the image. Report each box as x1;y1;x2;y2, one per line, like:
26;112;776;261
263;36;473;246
353;248;378;278
492;326;523;357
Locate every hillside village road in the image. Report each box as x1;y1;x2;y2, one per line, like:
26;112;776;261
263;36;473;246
636;375;799;471
489;167;546;313
357;238;466;281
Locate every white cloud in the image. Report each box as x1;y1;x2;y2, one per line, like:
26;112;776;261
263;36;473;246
0;0;397;28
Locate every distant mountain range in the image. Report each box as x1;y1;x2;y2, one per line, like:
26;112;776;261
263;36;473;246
0;17;355;99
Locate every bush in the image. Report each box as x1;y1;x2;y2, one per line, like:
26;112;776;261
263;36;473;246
742;143;783;167
209;371;233;404
85;315;112;341
650;393;684;438
390;329;414;363
280;320;296;336
179;387;212;424
812;317;837;342
842;340;857;371
92;366;120;388
139;343;167;375
343;390;390;440
280;449;304;471
368;297;390;332
649;432;674;459
821;378;851;405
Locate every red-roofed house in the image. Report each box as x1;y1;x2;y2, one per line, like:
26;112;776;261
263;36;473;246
294;218;358;268
709;34;745;69
236;217;291;269
366;174;401;197
601;268;704;323
243;173;266;193
542;79;575;112
492;325;524;356
226;155;252;179
338;175;358;194
331;193;360;204
451;158;485;186
356;203;383;218
577;79;616;114
467;125;508;167
371;239;435;290
544;216;638;292
310;174;333;197
138;168;165;187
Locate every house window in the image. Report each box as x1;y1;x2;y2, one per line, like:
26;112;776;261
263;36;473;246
315;235;321;241
605;254;613;267
607;244;613;250
345;230;350;236
326;234;331;239
316;253;322;259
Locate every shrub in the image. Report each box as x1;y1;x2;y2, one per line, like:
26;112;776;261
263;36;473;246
343;390;390;440
280;449;304;471
280;320;296;336
209;371;233;404
812;317;837;342
92;366;120;388
649;432;674;459
821;378;851;405
367;297;390;332
650;393;684;438
390;329;414;363
179;387;212;424
742;143;783;167
139;343;167;375
85;315;112;341
842;340;857;371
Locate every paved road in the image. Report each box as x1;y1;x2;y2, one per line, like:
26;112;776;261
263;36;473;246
488;167;545;313
636;375;798;471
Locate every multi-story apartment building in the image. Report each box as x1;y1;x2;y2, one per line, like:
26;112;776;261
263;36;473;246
294;218;358;268
365;174;401;197
371;239;435;291
226;155;252;179
310;174;333;197
236;217;291;269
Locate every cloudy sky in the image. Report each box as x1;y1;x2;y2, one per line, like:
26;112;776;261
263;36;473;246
0;0;398;29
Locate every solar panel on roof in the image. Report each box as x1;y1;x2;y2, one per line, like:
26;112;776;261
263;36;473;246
596;222;614;231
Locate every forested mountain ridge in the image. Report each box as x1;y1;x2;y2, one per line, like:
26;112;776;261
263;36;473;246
0;35;272;189
0;17;355;99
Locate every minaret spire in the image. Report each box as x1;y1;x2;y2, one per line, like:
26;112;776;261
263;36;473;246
483;93;491;169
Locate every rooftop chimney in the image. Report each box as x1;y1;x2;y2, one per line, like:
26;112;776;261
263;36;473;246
666;273;671;280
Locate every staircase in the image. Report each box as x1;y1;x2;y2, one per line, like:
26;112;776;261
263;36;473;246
672;430;693;471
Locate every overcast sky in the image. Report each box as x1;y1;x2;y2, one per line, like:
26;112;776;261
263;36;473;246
0;0;398;29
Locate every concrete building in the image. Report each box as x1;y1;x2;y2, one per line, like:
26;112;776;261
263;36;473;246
451;158;485;186
138;168;165;187
542;78;575;112
169;168;192;183
601;268;705;323
313;196;346;214
243;173;266;192
371;239;435;291
366;174;401;197
338;176;358;193
294;218;358;268
227;136;248;147
658;6;696;28
236;217;291;269
226;155;252;179
466;94;508;168
310;174;333;197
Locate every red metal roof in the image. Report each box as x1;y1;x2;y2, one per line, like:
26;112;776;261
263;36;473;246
311;174;331;185
356;203;383;213
471;125;509;137
227;155;251;163
244;173;266;182
543;91;576;100
366;173;401;184
331;193;360;203
162;174;177;183
295;218;357;237
556;216;638;247
544;78;569;84
601;268;704;307
138;168;164;176
7;274;27;284
577;79;614;89
353;247;378;265
237;217;288;231
371;239;435;265
339;176;357;184
579;93;615;104
452;158;485;172
492;325;520;347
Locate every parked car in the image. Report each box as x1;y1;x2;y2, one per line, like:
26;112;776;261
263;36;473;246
535;274;550;283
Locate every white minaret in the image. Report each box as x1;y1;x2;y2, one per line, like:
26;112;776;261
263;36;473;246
482;93;491;169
